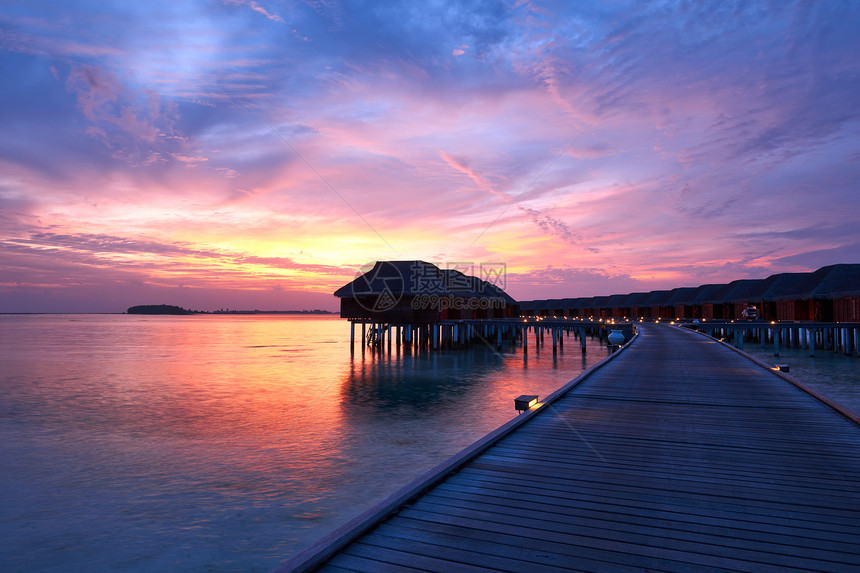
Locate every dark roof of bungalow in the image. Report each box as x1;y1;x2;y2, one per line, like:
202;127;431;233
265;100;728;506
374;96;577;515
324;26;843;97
591;296;613;309
665;287;701;306
334;260;516;304
692;283;734;304
625;292;652;306
763;264;860;301
340;263;859;312
814;264;860;298
572;297;597;310
526;264;859;310
605;294;632;307
644;290;672;306
457;272;518;305
723;275;783;303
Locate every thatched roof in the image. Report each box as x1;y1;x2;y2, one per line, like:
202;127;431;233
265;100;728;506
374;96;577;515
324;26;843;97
665;287;701;306
625;292;653;306
519;264;860;311
692;283;734;305
342;263;860;315
644;290;672;306
605;294;633;308
763;264;860;301
334;260;516;304
572;297;597;310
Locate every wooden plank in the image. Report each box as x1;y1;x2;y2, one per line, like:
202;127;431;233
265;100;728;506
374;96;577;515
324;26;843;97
410;489;860;562
453;465;860;534
352;532;579;573
336;541;506;573
369;519;654;573
273;324;860;573
471;452;860;503
464;461;860;522
325;551;430;573
383;504;825;573
379;515;735;573
429;480;860;550
489;440;860;484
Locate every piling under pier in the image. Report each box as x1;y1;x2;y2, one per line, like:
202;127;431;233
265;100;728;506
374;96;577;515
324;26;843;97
348;318;633;356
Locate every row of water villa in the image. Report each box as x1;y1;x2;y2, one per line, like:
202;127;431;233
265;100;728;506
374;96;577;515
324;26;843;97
334;262;860;358
519;263;860;322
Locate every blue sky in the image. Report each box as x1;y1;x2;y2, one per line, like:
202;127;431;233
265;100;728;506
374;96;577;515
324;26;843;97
1;0;859;311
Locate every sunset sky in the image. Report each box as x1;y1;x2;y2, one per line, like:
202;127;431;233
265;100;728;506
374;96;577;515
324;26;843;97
2;1;859;312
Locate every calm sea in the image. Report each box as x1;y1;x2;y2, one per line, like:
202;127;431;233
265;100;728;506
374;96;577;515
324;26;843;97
0;314;612;572
728;336;860;415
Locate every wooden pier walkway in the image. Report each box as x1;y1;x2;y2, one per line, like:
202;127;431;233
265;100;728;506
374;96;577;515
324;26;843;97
275;323;860;572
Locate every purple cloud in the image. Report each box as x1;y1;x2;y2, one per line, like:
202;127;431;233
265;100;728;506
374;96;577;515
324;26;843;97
1;0;859;310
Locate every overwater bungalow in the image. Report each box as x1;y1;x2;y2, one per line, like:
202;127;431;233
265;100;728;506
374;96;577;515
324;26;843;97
334;260;518;324
517;264;859;323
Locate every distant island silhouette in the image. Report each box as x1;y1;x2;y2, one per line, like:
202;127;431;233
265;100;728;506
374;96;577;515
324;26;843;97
127;304;197;315
126;305;334;315
211;309;334;315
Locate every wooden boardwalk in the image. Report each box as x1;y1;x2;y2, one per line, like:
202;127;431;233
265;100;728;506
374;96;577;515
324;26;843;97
276;324;860;572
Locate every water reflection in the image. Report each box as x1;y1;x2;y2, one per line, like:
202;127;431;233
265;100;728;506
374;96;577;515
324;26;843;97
1;315;613;572
342;348;507;412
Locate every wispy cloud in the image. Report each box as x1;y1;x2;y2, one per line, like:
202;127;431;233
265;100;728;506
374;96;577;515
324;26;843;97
224;0;285;24
1;0;859;311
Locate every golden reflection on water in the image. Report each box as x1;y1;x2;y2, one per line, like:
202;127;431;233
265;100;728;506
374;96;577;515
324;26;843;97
0;314;612;571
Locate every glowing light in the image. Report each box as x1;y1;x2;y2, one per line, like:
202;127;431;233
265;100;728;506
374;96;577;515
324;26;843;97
514;394;539;413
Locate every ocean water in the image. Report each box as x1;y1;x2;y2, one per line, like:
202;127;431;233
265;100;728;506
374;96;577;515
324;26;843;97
727;336;860;415
0;314;610;572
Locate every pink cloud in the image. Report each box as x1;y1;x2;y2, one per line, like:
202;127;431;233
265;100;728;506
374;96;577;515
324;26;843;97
170;153;209;167
2;1;858;312
66;65;169;145
224;0;286;23
438;151;511;202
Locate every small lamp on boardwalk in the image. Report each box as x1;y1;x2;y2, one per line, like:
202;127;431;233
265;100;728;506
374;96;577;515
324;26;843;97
515;395;539;414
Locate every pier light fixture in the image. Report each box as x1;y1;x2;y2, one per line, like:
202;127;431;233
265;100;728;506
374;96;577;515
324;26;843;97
515;395;539;413
773;364;790;372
